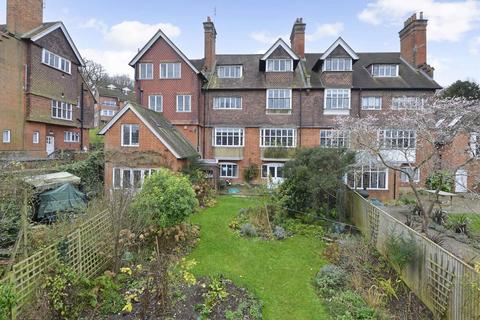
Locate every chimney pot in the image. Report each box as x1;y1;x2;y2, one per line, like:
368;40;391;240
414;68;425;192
399;12;428;69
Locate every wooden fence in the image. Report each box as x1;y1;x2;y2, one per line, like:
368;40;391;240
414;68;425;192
344;189;480;319
0;209;114;318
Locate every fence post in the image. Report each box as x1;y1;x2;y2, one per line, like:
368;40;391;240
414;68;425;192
77;229;83;274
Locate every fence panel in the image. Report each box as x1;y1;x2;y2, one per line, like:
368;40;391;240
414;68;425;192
1;209;113;318
345;189;480;319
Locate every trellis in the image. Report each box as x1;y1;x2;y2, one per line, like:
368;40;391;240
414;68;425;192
345;189;480;320
1;209;113;319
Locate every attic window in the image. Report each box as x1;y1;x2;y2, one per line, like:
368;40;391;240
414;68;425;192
217;66;242;78
324;58;352;71
42;49;71;74
372;64;399;77
266;59;293;72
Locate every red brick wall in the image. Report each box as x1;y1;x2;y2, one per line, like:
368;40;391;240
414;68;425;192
7;0;43;35
103;109;187;189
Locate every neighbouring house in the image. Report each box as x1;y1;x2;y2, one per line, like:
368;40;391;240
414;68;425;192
0;0;95;160
98;102;199;191
94;84;135;127
127;14;447;200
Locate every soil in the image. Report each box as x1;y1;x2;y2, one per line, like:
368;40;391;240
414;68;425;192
108;277;261;320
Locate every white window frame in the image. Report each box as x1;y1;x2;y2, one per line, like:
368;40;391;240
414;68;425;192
346;165;389;190
101;100;117;107
361;96;382;110
138;63;153;80
217;65;243;78
51;100;73;121
113;168;158;190
266;89;292;110
470;133;480;158
378;129;416;149
400;167;420;183
33;131;40;144
371;64;399;77
100;109;115;117
2;130;11;144
324;88;350;115
160;62;181;79
320;130;350;148
213;97;242;110
42;49;71;74
213;128;244;147
323;58;352;71
391;96;423;110
176;95;192;112
261;163;285;179
121;124;139;147
148;95;163;112
266;59;293;72
219;163;239;178
260;128;297;148
64;131;80;143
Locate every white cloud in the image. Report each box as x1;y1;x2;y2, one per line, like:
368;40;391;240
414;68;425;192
306;22;344;41
81;48;135;77
358;0;480;42
79;19;181;76
105;21;181;50
470;36;480;55
250;31;289;45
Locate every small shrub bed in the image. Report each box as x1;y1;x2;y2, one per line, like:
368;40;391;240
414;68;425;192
315;235;432;320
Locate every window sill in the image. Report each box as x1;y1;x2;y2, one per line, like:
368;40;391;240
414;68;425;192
324;109;350;115
266;109;292;115
121;145;139;148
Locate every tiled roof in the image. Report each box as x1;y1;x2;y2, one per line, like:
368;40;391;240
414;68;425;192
130;103;198;159
21;22;59;39
97;85;136;101
189;52;440;90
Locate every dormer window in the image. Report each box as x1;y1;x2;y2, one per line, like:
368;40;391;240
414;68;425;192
266;59;293;72
372;64;399;77
217;65;242;78
42;49;71;74
324;58;352;71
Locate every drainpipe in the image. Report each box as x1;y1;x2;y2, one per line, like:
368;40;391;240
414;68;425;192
80;82;84;151
299;89;302;147
203;89;207;157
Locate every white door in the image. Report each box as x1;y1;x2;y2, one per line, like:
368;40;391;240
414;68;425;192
455;169;468;193
46;136;55;155
262;163;285;188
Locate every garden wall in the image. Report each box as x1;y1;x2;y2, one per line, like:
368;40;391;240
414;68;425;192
0;209;113;319
344;189;480;319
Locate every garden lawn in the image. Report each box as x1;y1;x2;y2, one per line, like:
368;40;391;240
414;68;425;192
188;196;327;320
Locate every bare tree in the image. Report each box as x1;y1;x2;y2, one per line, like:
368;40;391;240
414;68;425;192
337;95;480;232
105;74;134;90
81;59;108;89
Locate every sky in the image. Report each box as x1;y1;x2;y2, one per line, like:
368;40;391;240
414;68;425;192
1;0;479;86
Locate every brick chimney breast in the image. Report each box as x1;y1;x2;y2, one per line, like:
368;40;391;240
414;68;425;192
7;0;43;35
290;17;306;59
203;16;217;73
399;12;428;68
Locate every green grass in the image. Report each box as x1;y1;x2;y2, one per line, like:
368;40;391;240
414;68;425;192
188;196;327;320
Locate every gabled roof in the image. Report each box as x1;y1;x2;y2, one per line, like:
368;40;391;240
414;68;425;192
261;38;299;61
97;85;136;101
98;102;198;159
22;22;85;67
129;28;200;74
320;37;359;60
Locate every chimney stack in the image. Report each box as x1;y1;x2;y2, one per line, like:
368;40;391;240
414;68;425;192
399;12;433;76
7;0;43;35
203;17;217;72
290;18;306;59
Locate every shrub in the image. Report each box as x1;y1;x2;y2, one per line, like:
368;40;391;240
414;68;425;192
432;209;447;225
329;290;377;320
243;164;259;183
279;147;355;217
273;226;286;240
189;170;216;208
426;170;454;193
323;242;341;264
240;223;257;237
313;264;347;298
0;282;16;320
283;219;324;238
385;233;417;271
129;168;198;230
446;214;470;234
60;150;104;198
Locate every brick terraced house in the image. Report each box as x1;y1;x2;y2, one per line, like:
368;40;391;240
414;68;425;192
95;84;135;127
0;0;95;159
106;14;451;200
